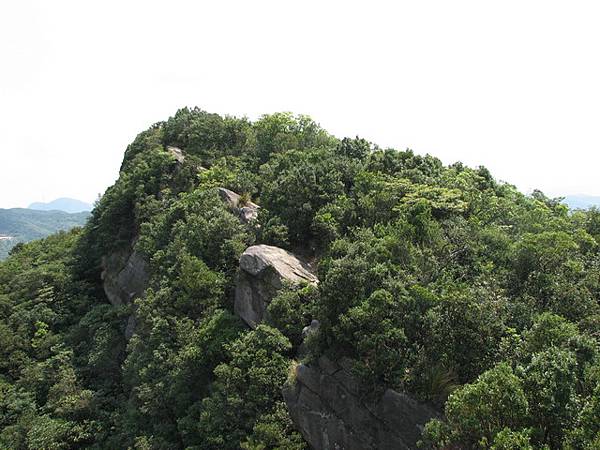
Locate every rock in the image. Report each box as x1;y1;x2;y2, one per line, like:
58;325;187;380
125;315;137;340
167;146;185;164
239;205;259;222
218;187;241;208
234;245;318;328
101;248;149;307
302;319;320;339
101;247;150;340
166;145;208;171
218;187;260;222
283;357;439;450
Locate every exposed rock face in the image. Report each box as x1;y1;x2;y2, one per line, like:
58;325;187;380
125;315;137;340
235;245;318;328
101;249;150;307
218;187;260;222
283;357;439;450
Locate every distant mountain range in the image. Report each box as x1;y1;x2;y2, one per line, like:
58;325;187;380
562;195;600;210
0;208;90;259
28;197;93;213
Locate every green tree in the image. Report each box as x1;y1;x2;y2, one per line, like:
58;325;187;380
422;363;529;449
196;326;294;449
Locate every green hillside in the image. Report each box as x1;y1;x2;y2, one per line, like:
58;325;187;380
0;108;598;449
0;208;89;259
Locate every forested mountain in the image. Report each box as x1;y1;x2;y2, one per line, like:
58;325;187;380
0;208;89;259
0;108;598;449
28;198;93;213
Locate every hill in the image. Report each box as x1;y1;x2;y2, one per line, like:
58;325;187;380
563;194;600;210
0;208;89;259
28;197;93;213
0;108;598;449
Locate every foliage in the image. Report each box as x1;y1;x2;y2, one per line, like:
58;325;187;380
194;326;294;449
2;108;600;449
422;363;529;449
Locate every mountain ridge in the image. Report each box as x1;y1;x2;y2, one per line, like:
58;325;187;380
562;194;600;210
0;108;598;449
28;197;92;213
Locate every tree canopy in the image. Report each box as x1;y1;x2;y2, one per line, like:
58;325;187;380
1;108;598;449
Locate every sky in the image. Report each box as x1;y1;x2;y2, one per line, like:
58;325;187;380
1;0;599;208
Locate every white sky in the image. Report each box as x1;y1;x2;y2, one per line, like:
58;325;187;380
1;0;599;208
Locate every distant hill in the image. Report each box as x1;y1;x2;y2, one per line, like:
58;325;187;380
562;195;600;210
0;208;90;259
28;197;93;213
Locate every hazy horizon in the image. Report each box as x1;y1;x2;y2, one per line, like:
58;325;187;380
2;0;599;208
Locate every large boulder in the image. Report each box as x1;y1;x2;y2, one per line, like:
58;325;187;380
234;245;318;328
218;187;260;222
283;357;439;450
101;249;149;307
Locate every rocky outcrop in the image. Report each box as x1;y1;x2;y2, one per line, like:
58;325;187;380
234;245;318;328
167;146;185;164
101;248;149;307
166;145;208;172
283;357;439;450
218;187;260;223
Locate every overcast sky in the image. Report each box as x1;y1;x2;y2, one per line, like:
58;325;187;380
1;0;599;208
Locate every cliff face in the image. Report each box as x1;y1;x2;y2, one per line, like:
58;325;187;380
101;248;149;307
100;246;149;339
284;356;438;450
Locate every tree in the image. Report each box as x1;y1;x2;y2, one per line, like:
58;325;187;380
521;347;578;447
422;363;529;449
195;326;294;449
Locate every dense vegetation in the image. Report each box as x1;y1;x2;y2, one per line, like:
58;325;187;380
0;208;89;259
1;108;599;449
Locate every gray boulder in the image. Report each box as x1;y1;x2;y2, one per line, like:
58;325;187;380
218;187;260;222
166;145;208;171
283;356;439;450
101;249;149;307
234;245;318;328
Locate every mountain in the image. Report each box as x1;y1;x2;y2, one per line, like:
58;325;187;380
28;197;93;213
0;208;89;259
0;108;599;449
562;194;600;210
